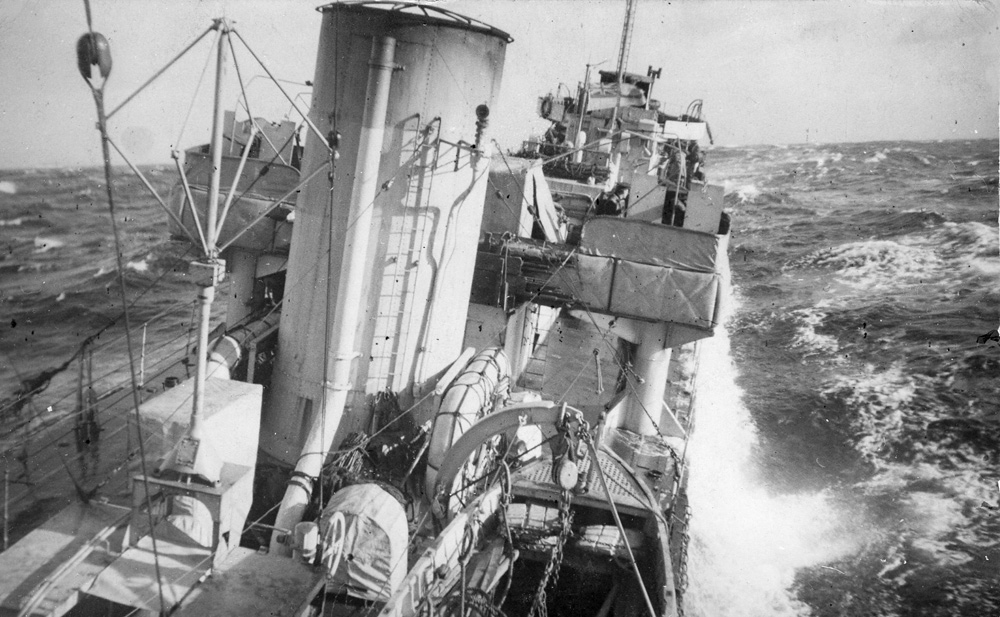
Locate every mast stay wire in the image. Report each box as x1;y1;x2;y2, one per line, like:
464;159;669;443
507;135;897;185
226;39;293;168
174;28;222;151
232;30;332;158
77;0;166;613
105;25;217;121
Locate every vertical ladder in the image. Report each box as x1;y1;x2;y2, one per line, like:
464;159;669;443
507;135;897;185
368;117;439;393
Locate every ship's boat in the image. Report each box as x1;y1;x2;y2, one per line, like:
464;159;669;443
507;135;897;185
0;2;729;616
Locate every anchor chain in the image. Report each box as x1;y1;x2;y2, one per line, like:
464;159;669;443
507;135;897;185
526;488;574;617
675;501;693;617
527;408;591;617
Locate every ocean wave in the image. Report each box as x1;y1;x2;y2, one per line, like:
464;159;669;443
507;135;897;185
821;362;917;465
789;307;840;357
126;258;149;272
728;183;761;204
853;208;947;237
32;236;66;253
792;240;940;284
687;328;856;617
864;151;888;164
855;459;997;564
0;217;23;226
930;221;999;260
0;181;16;194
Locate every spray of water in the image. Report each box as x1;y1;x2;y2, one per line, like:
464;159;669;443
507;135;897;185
683;320;857;616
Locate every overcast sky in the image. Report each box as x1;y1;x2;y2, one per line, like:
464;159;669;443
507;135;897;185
0;0;996;169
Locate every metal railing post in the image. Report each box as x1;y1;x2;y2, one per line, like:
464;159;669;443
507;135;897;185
139;323;148;390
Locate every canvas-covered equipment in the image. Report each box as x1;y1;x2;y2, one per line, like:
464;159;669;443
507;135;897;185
579;217;722;272
547;219;724;330
320;484;408;601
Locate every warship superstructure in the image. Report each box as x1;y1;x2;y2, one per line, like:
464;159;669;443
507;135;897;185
0;2;729;616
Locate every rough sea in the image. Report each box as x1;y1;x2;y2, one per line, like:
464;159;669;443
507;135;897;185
1;139;998;615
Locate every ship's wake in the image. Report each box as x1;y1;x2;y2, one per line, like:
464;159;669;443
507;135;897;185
683;323;856;617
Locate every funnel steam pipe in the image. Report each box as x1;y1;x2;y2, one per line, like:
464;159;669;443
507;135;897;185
270;35;397;555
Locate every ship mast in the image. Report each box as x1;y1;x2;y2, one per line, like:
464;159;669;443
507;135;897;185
158;19;232;485
610;0;638;144
616;0;637;84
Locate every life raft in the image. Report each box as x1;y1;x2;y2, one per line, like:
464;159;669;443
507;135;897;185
424;347;510;501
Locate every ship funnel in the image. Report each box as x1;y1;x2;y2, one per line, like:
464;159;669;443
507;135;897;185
265;1;510;550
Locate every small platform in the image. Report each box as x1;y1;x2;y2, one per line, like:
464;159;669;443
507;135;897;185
510;449;654;518
0;501;129;617
173;547;323;617
87;522;214;612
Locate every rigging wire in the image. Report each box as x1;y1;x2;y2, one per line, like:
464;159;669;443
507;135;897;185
4;344;216;515
5;331;192;465
232;30;330;156
227;34;254;132
77;3;165;610
105;24;217;121
175;28;221;150
0;244;195;426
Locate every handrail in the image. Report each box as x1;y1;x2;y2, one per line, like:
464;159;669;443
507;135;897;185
586;440;658;617
0;298;196;422
1;346;199;515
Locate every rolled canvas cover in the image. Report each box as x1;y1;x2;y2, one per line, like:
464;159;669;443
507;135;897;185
321;484;408;601
481;159;566;243
529;167;568;243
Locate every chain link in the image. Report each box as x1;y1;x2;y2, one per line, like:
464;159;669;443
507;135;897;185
526;488;574;617
527;409;591;617
442;587;507;617
675;501;692;617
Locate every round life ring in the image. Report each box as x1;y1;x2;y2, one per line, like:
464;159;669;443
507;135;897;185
540;96;554;119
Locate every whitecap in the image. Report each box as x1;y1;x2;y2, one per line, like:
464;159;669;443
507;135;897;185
823;362;917;464
92;266;110;278
56;292;66;302
798;240;941;287
857;461;991;569
126;258;149;272
789;307;840;356
32;236;66;253
0;217;23;226
0;181;16;194
731;183;761;204
864;151;888;164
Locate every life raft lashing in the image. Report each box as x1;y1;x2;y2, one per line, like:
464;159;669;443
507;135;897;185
424;348;511;501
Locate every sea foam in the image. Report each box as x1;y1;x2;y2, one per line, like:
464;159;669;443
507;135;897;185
685;317;855;617
33;236;66;253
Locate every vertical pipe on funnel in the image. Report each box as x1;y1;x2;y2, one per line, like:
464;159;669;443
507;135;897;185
621;321;671;435
270;35;396;555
